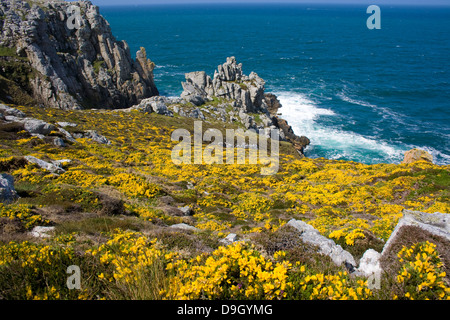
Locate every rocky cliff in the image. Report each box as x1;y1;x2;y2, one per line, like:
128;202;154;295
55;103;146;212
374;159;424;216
178;56;310;153
0;0;158;109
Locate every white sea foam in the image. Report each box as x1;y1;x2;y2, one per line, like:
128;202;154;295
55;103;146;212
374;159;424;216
337;91;376;108
274;91;405;164
337;90;407;124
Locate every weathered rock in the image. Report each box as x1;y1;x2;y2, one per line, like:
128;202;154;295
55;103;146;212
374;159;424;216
287;219;356;268
382;210;450;256
23;119;55;135
178;206;193;216
128;97;173;116
24;155;65;174
169;223;199;232
29;226;55;238
57;127;76;143
52;136;65;147
178;57;310;154
57;122;77;128
0;173;18;203
0;104;26;118
402;148;433;164
0;0;158;109
219;233;239;245
83;130;110;145
188;108;206;120
357;249;382;277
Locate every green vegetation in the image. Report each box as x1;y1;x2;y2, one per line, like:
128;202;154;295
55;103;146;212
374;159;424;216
92;60;106;74
0;103;449;300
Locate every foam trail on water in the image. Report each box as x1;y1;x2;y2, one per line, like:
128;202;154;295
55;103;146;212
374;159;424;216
274;91;405;164
337;91;407;124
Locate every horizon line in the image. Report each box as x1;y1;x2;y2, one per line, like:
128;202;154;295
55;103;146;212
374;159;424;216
90;2;450;8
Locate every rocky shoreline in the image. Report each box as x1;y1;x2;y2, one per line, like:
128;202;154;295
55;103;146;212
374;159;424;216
0;0;310;154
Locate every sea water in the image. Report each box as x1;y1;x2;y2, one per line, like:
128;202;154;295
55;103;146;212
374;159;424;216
100;3;450;165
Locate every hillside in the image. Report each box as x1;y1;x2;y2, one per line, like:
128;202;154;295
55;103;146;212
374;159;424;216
0;101;449;300
0;0;449;301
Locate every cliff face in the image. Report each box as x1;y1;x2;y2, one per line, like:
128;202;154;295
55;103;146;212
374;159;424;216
178;56;310;153
0;0;158;109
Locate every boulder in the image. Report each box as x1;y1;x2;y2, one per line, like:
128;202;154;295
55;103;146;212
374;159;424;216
129;97;173;116
0;104;26;118
357;249;382;277
57;122;77;128
287;219;356;268
29;226;55;238
178;206;194;216
0;173;19;203
169;223;199;232
219;233;239;245
84;130;111;145
52;137;66;147
23;119;55;135
402;148;433;164
24;155;65;174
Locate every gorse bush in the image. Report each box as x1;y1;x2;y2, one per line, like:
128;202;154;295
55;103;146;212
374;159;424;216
395;241;450;300
163;242;292;300
0;104;449;300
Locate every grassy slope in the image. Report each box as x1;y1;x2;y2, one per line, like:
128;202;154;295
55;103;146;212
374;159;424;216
0;104;449;300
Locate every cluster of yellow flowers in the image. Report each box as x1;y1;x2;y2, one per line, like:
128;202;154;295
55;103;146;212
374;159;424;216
231;193;274;222
57;169;108;188
395;241;450;300
164;242;292;300
107;173;161;199
88;229;175;284
329;228;366;246
298;271;372;300
0;203;49;229
0;104;448;300
12;164;55;185
0;240;82;300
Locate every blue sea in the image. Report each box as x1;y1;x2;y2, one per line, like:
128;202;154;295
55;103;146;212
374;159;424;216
100;3;450;165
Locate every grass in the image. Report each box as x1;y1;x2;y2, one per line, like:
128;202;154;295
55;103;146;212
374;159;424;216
54;216;146;236
0;46;17;57
0;47;38;105
92;60;106;74
0;103;449;300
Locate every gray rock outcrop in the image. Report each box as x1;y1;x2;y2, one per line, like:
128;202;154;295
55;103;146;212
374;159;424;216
24;155;66;174
0;173;19;203
381;210;450;256
287;219;357;268
0;104;26;118
181;57;267;114
0;0;158;109
356;249;382;277
178;57;310;154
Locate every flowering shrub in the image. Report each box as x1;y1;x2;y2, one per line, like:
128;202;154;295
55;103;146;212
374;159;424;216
164;242;292;300
395;241;450;300
329;228;366;246
108;173;161;199
0;203;49;229
296;272;372;300
0;104;448;300
0;241;89;300
88;230;172;283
